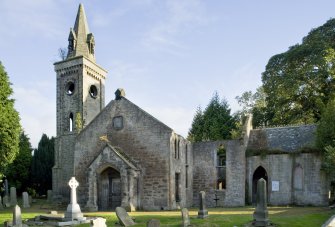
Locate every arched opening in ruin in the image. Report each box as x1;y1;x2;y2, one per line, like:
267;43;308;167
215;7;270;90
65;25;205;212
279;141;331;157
97;167;121;211
252;166;268;204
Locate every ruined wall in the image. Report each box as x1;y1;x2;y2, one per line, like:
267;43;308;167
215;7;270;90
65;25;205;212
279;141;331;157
246;153;328;206
192;140;245;207
74;97;174;210
248;125;316;152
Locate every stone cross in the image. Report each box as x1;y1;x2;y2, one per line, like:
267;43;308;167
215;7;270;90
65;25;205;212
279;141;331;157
13;205;22;226
253;178;269;226
181;208;190;227
10;187;17;206
64;177;84;221
146;219;160;227
22;192;30;208
197;191;208;218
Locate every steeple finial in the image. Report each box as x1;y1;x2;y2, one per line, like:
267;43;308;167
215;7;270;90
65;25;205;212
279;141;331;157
67;4;95;62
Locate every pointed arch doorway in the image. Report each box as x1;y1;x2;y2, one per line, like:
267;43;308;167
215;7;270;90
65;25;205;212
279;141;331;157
98;167;121;211
252;166;268;204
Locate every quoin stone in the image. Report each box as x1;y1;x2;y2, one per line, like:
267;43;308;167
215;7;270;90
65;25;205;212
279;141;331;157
253;178;269;226
64;177;84;221
10;187;17;206
22;192;30;208
115;207;135;226
197;191;208;218
181;208;190;227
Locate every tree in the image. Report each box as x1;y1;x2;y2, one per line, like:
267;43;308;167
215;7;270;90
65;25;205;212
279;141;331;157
0;61;21;176
31;134;54;195
316;99;335;150
236;87;268;128
261;18;335;126
188;92;237;142
5;132;32;193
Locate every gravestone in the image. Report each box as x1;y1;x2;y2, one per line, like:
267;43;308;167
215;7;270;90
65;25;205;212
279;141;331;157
13;205;22;226
115;207;135;226
22;192;30;208
253;178;269;227
4;179;9;196
64;177;84;221
197;191;208;219
146;219;160;227
181;208;190;227
10;187;17;206
90;217;107;227
47;190;53;202
3;195;10;207
0;196;3;210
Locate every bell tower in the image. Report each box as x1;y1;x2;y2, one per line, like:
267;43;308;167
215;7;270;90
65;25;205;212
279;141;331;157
52;4;107;200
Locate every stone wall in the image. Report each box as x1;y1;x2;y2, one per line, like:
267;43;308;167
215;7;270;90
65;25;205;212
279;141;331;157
246;153;328;206
248;125;316;152
192;140;245;208
74;97;186;210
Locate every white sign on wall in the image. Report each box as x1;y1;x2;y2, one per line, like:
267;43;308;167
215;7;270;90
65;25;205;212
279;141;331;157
272;181;280;192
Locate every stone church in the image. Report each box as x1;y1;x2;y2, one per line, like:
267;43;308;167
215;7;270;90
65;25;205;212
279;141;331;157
52;4;330;211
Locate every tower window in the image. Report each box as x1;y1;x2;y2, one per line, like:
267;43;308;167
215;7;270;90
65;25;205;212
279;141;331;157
89;85;98;98
69;112;74;132
66;82;75;95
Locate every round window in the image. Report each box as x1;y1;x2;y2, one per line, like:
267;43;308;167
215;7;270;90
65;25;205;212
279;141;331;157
89;85;98;98
66;82;75;95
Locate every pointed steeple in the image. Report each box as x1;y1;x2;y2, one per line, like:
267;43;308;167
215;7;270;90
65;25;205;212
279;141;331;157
67;4;95;62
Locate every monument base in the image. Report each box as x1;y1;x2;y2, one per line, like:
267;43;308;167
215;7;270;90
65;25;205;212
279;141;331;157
197;210;208;219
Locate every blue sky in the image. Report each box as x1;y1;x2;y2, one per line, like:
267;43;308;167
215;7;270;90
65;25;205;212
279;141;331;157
1;0;335;148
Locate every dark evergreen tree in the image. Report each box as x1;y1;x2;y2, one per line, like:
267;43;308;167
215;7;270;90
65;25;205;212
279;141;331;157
0;61;21;176
31;134;54;195
188;92;237;142
5;132;32;193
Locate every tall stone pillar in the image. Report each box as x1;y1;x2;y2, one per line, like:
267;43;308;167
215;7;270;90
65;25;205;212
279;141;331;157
253;178;269;226
127;169;137;211
121;169;129;209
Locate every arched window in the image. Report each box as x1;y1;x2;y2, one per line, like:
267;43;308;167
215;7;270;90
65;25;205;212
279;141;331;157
69;112;74;132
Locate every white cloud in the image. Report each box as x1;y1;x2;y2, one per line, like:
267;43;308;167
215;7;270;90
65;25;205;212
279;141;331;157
13;83;56;148
142;0;212;55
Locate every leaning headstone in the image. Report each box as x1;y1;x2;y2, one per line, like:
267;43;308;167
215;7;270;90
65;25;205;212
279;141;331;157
13;205;22;226
3;195;10;207
253;178;269;227
90;217;107;227
146;219;160;227
115;207;135;226
181;208;190;226
64;177;85;221
197;191;208;218
22;192;30;208
47;190;53;202
10;187;17;206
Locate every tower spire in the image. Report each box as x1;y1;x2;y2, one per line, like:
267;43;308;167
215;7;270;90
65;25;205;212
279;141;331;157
67;4;95;62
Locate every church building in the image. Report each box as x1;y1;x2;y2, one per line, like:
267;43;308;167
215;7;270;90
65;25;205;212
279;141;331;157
52;4;330;211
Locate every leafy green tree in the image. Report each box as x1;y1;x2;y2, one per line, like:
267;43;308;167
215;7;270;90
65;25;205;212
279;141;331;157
188;92;237;142
5;132;32;193
31;134;54;195
261;18;335;126
316;99;335;149
236;87;268;127
0;61;21;176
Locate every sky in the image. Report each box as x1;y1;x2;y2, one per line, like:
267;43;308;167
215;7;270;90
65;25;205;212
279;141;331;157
1;0;335;148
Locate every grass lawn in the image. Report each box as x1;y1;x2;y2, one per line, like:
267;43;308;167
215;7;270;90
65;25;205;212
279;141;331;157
0;199;334;226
